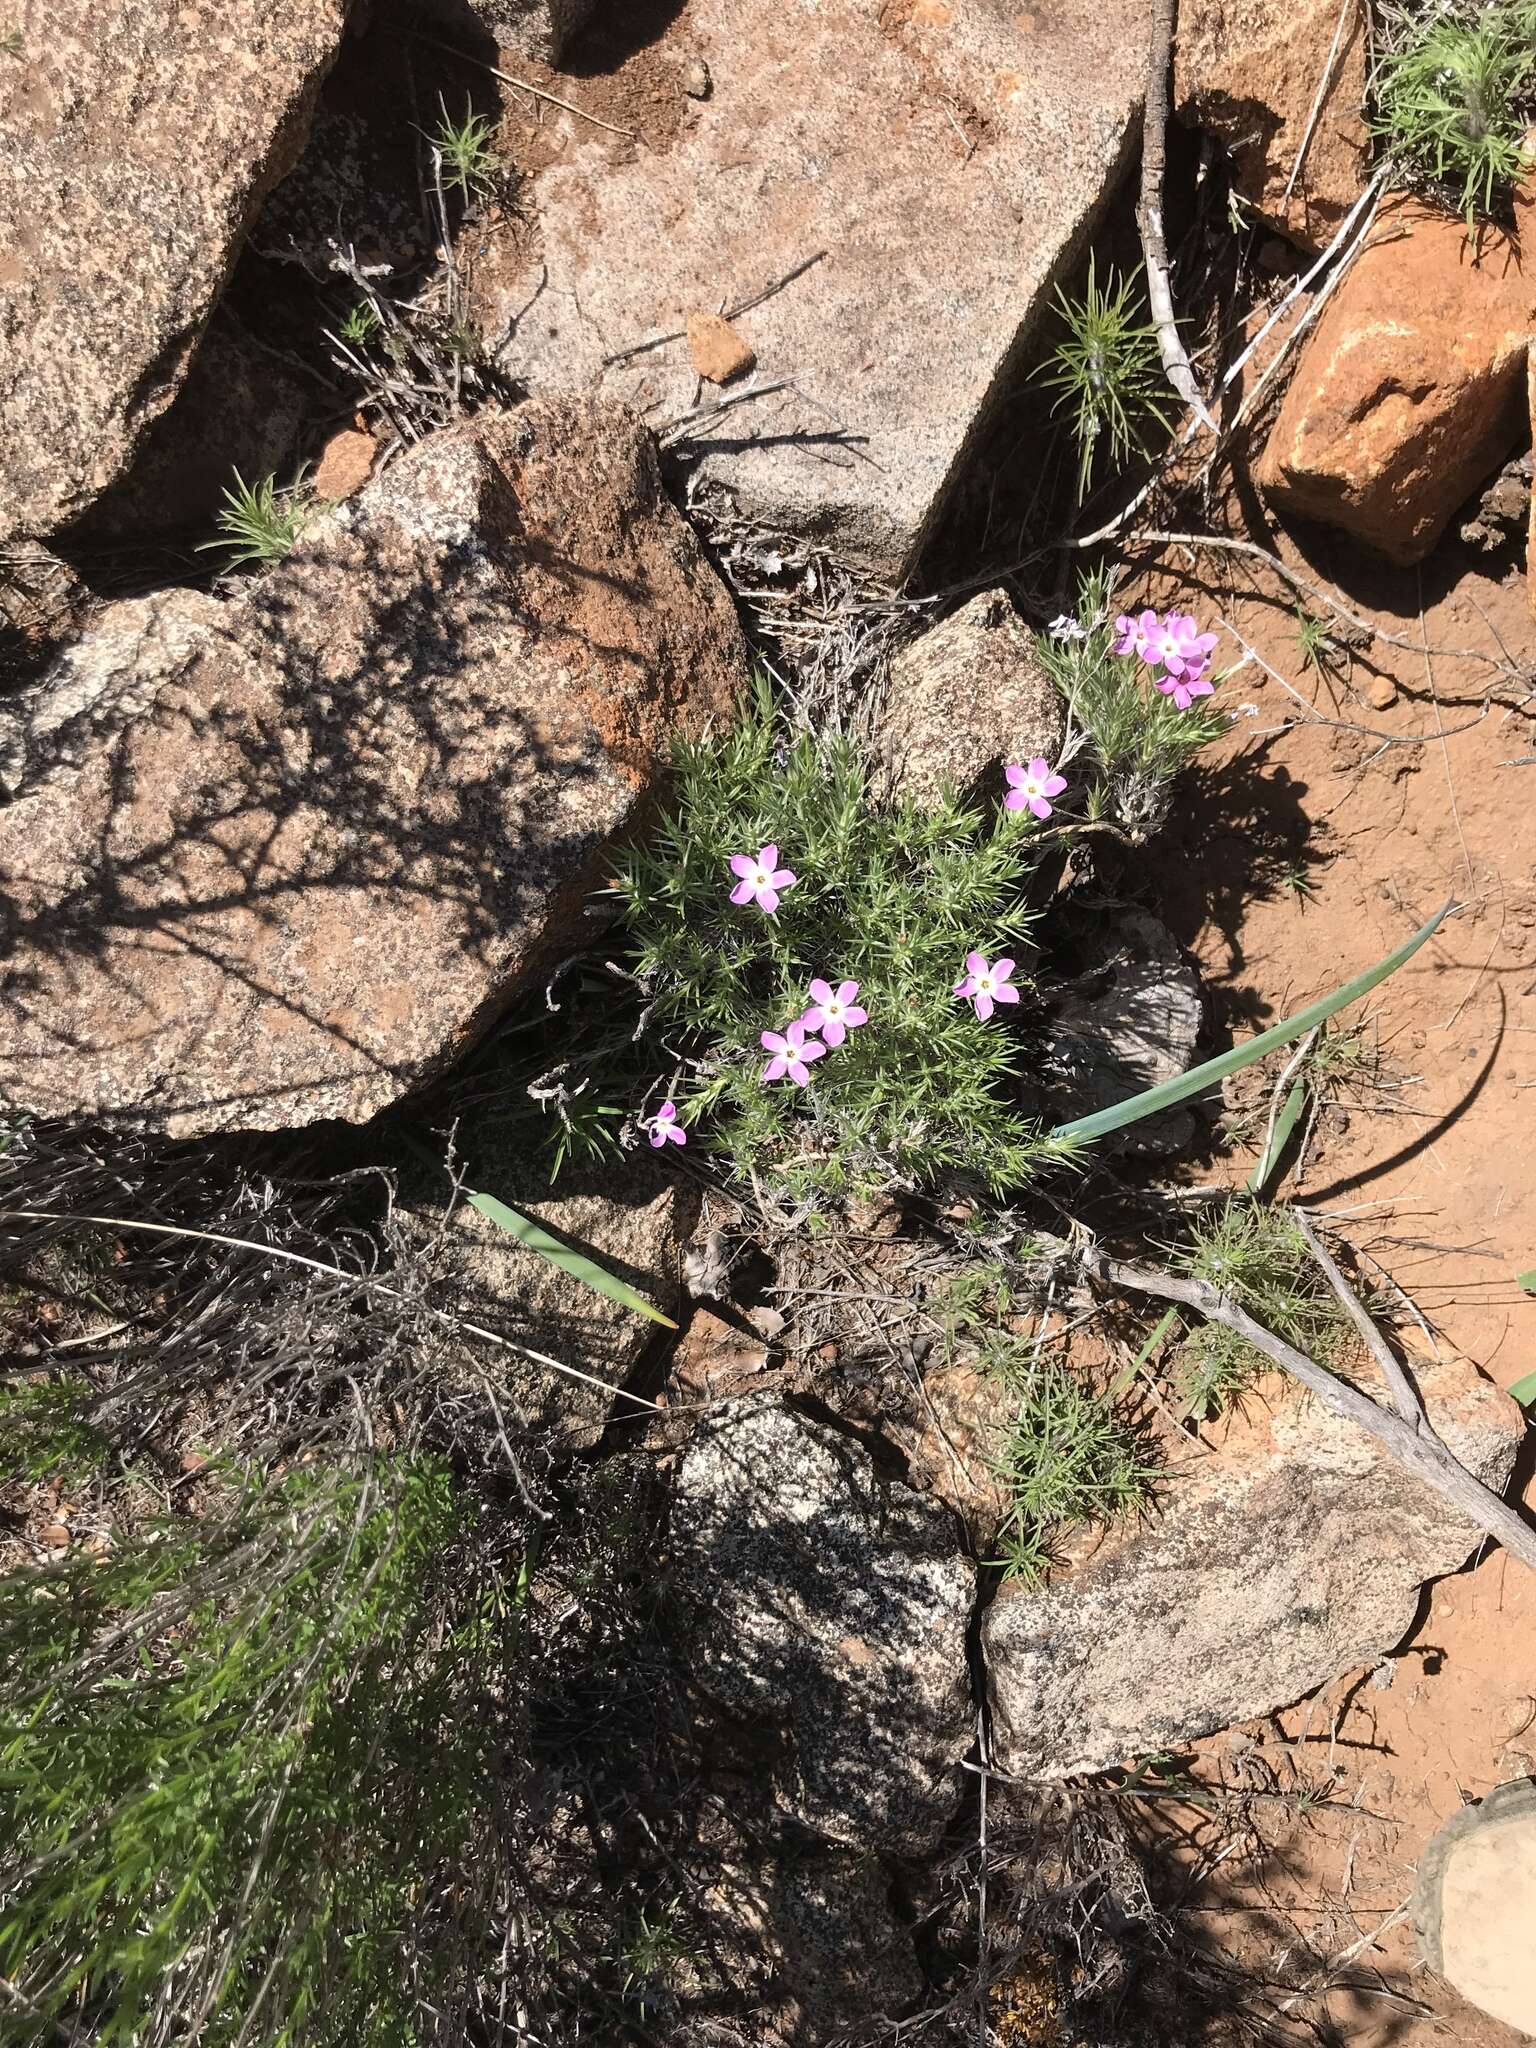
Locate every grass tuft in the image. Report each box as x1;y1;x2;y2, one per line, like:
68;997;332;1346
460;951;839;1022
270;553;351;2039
1372;1;1536;222
1040;257;1172;502
1173;1200;1348;1417
982;1334;1156;1582
428;100;502;206
198;468;316;570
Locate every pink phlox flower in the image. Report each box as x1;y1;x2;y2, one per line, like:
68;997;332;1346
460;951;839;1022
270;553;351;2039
760;1018;826;1086
1004;756;1068;822
1112;608;1161;663
1156;611;1219;679
647;1099;686;1148
1155;653;1216;711
953;950;1021;1023
728;842;798;915
801;977;867;1048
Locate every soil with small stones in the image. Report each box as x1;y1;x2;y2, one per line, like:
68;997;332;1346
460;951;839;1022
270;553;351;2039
1119;487;1536;2048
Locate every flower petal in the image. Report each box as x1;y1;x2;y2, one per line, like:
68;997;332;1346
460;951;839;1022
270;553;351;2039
994;981;1021;1004
1026;757;1050;781
800;1038;826;1063
836;980;859;1006
664;1122;686;1145
787;1058;810;1086
843;1005;868;1027
762;1054;788;1082
992;958;1016;982
1003;789;1028;810
1044;774;1067;797
757;887;780;915
965;950;988;977
759;844;778;870
1029;795;1052;820
807;978;833;1005
954;976;976;998
761;1030;787;1053
729;853;756;878
1004;762;1026;787
974;990;994;1021
770;868;796;890
648;1128;666;1147
802;1006;826;1031
820;1018;846;1047
730;879;756;905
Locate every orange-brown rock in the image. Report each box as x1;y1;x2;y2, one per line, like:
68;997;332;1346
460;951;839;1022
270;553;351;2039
1257;194;1536;565
312;426;378;503
686;311;756;385
0;397;748;1135
1175;0;1370;252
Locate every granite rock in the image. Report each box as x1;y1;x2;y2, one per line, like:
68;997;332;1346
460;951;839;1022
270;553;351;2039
879;590;1065;811
471;0;1147;581
0;397;747;1134
986;1352;1524;1778
671;1401;974;1856
0;0;349;541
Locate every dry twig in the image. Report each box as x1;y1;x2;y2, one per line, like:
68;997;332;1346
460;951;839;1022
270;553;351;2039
1140;0;1215;430
1082;1246;1536;1572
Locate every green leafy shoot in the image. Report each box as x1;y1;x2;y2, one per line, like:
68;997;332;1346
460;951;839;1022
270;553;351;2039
982;1333;1156;1580
428;99;502;205
337;299;382;348
1040;256;1172;501
1371;2;1536;223
0;25;21;55
466;1189;677;1328
614;699;1059;1200
198;467;315;570
1051;899;1452;1148
1295;604;1344;678
1172;1200;1348;1417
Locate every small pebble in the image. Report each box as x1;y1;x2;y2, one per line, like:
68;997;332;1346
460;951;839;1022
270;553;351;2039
683;57;711;98
1366;673;1398;712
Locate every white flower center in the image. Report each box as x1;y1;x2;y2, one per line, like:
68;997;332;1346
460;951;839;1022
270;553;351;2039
976;972;995;994
824;999;844;1020
751;864;771;887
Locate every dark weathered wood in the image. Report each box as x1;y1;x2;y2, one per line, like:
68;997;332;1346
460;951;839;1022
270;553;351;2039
1085;1249;1536;1574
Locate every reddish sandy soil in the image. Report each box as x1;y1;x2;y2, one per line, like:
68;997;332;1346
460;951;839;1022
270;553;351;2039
1125;505;1536;2045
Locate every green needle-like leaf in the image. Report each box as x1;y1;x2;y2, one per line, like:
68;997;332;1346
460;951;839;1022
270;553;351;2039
466;1190;677;1328
1052;901;1452;1148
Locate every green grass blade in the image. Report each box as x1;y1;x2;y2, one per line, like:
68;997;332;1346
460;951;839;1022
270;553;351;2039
465;1190;677;1329
1246;1076;1307;1196
1051;901;1452;1147
1508;1371;1536;1408
1517;1271;1536;1295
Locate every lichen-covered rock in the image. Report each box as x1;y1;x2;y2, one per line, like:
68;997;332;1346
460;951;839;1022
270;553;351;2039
985;1353;1523;1779
398;1140;696;1453
471;0;1147;580
1175;0;1370;251
671;1401;974;1857
1257;192;1536;564
0;398;747;1134
878;591;1065;811
0;0;349;542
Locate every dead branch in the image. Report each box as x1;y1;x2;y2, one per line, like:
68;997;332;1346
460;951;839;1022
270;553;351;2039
1140;0;1216;431
1292;1210;1428;1429
1082;1246;1536;1573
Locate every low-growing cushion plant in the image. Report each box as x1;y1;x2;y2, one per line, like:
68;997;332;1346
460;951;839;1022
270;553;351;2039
1372;0;1536;222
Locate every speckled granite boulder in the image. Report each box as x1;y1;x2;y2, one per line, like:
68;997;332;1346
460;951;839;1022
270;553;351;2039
670;1401;974;1857
0;0;350;542
986;1353;1523;1779
473;0;1148;580
444;0;596;64
878;590;1065;811
0;397;747;1134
